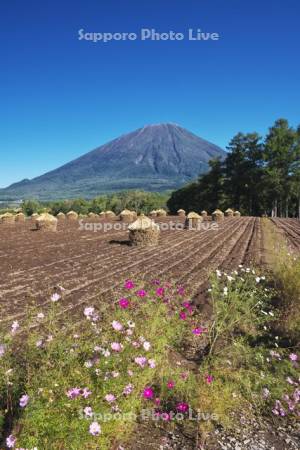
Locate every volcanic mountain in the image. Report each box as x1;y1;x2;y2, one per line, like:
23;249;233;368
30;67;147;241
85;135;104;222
0;123;226;200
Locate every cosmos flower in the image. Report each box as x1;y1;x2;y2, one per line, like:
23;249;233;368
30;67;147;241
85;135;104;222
112;320;123;331
123;384;134;395
136;289;147;297
111;342;123;352
289;353;298;362
192;327;204;335
179;311;187;320
124;280;135;289
105;394;116;403
0;344;6;358
143;387;154;399
50;293;61;302
156;287;165;297
89;421;101;436
134;356;147;367
143;341;151;351
6;435;16;448
19;394;29;408
82;388;92;398
148;359;156;368
11;321;20;334
84;307;95;319
167;380;175;389
176;402;189;413
66;387;81;399
119;298;129;309
83;406;93;417
205;374;214;384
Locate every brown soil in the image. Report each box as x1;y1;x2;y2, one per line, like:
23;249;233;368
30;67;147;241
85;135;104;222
0;216;263;327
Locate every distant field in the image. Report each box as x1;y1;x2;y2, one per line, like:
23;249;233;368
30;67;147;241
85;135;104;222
0;216;263;326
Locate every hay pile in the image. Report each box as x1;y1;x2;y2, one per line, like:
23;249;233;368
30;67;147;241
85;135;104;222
212;209;224;222
88;212;97;219
120;209;134;222
15;212;26;223
201;210;208;218
66;211;78;221
31;213;39;221
177;209;186;217
128;214;160;246
156;209;167;217
56;212;66;220
99;212;106;219
0;213;15;224
234;211;241;217
105;211;116;220
35;213;58;231
225;208;234;217
149;210;157;218
185;212;203;229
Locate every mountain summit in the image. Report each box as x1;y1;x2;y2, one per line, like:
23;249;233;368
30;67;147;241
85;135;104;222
0;123;226;200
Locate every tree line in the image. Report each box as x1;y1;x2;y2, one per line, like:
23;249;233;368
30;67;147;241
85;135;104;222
167;119;300;217
20;190;169;216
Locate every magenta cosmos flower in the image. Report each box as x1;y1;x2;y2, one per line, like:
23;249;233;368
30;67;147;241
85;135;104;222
156;287;165;297
167;380;175;389
179;311;187;320
176;402;189;413
136;289;147;297
119;298;129;309
19;394;29;408
143;387;154;399
192;327;204;335
124;280;135;289
205;374;214;384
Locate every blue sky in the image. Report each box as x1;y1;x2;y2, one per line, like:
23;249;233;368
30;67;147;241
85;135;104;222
0;0;300;187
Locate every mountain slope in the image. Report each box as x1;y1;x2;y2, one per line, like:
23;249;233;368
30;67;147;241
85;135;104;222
0;123;226;200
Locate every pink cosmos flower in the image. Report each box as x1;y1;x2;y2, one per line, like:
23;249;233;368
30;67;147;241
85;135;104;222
83;406;93;417
176;402;189;413
179;311;187;320
148;359;156;368
177;286;185;295
143;387;154;399
67;387;81;399
112;320;123;331
11;321;20;334
136;289;147;297
119;298;129;309
143;341;151;351
6;435;16;448
124;280;135;289
135;356;147;367
0;344;5;357
84;306;95;319
111;342;123;352
89;421;101;436
167;380;175;389
289;353;298;362
123;384;134;395
19;394;29;408
105;394;116;403
192;327;204;335
82;388;92;398
156;287;165;297
50;293;61;302
205;374;214;384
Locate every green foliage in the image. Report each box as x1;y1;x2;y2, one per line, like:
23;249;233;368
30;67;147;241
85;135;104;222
197;268;300;432
20;191;169;217
167;118;300;217
0;281;196;449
